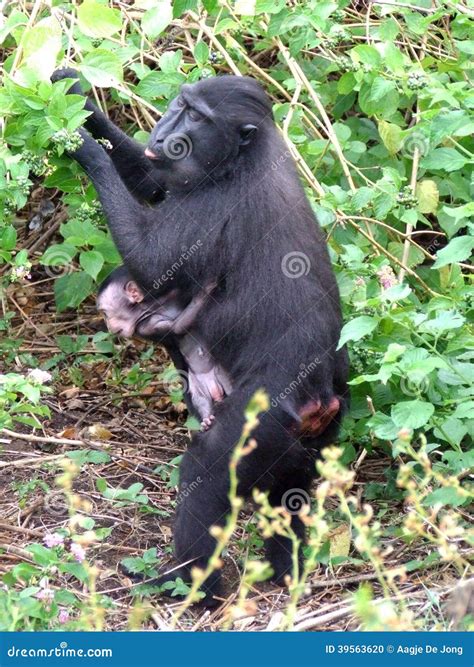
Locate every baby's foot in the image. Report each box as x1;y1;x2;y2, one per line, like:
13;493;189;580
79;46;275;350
200;415;215;431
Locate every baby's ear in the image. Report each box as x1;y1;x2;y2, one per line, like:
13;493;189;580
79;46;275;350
125;280;144;303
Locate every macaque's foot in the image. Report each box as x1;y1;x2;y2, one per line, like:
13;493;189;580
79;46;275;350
200;415;215;431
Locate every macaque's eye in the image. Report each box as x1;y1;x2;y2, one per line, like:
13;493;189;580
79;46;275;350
188;108;204;122
177;96;185;108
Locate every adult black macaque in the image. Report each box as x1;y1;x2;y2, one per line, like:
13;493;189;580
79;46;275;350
52;68;349;603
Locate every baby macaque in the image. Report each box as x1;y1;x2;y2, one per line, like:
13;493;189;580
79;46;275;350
97;267;231;430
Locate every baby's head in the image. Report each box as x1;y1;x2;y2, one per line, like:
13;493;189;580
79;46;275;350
97;266;154;339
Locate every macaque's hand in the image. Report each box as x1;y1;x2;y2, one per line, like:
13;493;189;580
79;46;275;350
51;68;84;96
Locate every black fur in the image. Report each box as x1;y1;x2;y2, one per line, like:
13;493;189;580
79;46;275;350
54;69;349;602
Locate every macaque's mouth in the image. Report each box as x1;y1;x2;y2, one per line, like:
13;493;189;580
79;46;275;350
144;147;158;159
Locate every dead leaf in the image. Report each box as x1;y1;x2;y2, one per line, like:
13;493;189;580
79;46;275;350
57;426;78;439
87;424;113;441
60;387;80;399
329;523;351;559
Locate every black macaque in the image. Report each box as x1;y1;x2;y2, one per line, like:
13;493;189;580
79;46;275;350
52;68;349;604
97;266;231;430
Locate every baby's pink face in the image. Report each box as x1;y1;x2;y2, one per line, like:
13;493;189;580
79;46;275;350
97;284;138;338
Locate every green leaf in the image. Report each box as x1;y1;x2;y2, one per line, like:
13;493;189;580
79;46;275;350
1;225;17;251
159;50;182;73
391;400;434;429
371;78;397;103
383;43;404;74
193;40;209;68
359;81;399;119
351;45;381;68
79;250;104;280
141;2;172;39
421;148;468;172
16;16;62;82
424;486;466;507
419;311;465;335
369;413;399;440
432;236;474;268
416;179;439;214
234;0;256;14
77;0;122;38
452;401;474;420
41;243;77;266
337;316;378;349
378;120;403;155
54;272;94;312
81;49;123;87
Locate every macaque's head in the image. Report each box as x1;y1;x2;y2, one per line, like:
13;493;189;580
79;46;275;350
97;267;148;338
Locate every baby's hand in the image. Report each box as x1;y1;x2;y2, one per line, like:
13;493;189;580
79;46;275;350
200;415;215;431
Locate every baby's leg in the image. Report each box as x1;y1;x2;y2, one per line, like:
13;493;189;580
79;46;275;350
187;372;215;430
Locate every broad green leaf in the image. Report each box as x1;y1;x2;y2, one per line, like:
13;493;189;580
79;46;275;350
391;400;434;429
383;343;406;363
383;43;405;73
234;0;256;14
416;179;439;214
81;49;123;88
79;250;104;280
359;81;399;119
141;2;172;39
16;17;62;82
159;50;182;73
351;45;381;68
424;486;466;507
432;236;474;268
371;78;397;103
368;413;399;440
452;402;474;420
54;272;94;312
77;0;122;38
193;41;209;68
1;225;17;251
433;417;468;446
337;316;378;349
421;148;468;172
419;311;465;334
41;243;77;266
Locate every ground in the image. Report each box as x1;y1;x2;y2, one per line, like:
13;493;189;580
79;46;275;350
0;196;466;631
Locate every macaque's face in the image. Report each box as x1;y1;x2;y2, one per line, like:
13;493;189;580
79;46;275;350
97;279;146;338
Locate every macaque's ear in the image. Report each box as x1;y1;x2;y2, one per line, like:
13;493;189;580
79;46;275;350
125;280;144;303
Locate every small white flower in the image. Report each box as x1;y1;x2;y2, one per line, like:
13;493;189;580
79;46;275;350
27;369;52;384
